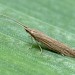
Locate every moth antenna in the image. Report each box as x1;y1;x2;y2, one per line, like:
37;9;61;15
0;14;28;28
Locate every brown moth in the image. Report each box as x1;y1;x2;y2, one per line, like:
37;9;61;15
1;14;75;57
24;26;75;57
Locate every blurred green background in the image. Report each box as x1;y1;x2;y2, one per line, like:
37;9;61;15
0;0;75;75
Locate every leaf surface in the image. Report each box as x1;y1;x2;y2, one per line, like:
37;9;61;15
0;0;75;75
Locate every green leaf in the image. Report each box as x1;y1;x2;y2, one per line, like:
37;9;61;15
0;0;75;75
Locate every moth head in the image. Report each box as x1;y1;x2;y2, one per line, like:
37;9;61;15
24;27;43;38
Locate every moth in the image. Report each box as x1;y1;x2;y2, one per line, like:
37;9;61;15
24;26;75;57
1;14;75;57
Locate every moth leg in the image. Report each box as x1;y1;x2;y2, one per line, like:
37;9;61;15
36;41;43;53
28;35;43;53
61;54;65;56
27;35;34;50
28;44;33;50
